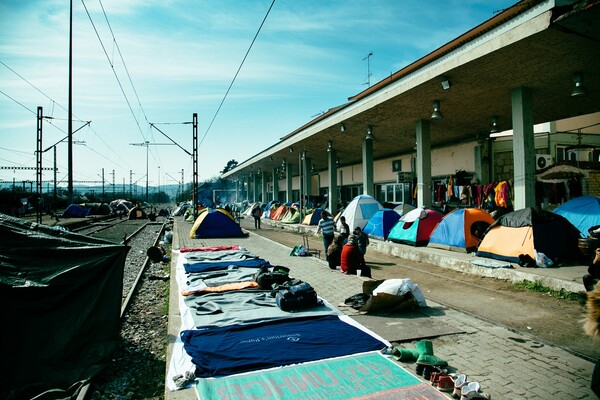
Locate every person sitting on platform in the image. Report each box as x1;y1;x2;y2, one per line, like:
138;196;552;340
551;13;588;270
584;247;600;292
340;234;372;277
326;234;344;270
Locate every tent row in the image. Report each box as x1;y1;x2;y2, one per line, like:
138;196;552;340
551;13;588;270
239;194;600;265
331;194;600;265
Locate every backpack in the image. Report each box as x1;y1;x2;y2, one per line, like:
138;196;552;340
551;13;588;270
273;280;321;311
253;266;291;289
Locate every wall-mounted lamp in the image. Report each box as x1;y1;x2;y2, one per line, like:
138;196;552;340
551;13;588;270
327;140;333;152
431;100;444;120
336;158;341;168
490;116;499;134
366;125;374;139
441;77;452;91
571;72;587;97
340;123;346;133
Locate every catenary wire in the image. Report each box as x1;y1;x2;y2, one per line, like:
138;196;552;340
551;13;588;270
199;0;276;148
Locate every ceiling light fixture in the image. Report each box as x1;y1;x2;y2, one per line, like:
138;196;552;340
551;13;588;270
490;116;499;134
431;100;444;120
366;125;374;139
340;123;346;133
571;72;587;97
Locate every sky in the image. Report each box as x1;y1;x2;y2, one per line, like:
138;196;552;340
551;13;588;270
0;0;517;190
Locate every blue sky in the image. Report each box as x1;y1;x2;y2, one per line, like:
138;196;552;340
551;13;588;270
0;0;516;189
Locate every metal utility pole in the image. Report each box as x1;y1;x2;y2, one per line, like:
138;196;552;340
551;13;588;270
68;0;74;204
129;141;149;202
129;170;134;199
36;107;43;223
193;113;198;219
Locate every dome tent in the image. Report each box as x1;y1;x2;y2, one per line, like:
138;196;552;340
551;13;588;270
428;208;495;253
476;207;580;264
363;209;401;240
189;209;246;238
553;195;600;238
387;207;444;246
337;195;384;231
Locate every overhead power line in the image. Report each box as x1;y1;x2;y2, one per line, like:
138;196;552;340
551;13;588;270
199;0;276;147
81;0;149;144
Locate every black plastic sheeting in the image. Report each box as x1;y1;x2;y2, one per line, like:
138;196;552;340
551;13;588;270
0;214;130;400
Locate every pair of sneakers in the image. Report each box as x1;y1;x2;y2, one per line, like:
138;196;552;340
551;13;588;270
452;375;491;399
429;370;455;392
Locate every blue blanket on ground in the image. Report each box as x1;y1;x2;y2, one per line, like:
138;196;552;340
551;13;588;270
183;258;270;273
181;315;387;378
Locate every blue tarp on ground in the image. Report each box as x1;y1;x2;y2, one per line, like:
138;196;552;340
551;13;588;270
553;195;600;238
181;315;387;378
62;203;90;218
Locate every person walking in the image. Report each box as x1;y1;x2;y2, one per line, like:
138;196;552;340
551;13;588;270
251;204;263;229
316;211;335;260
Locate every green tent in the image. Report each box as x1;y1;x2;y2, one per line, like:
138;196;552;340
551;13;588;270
281;208;302;224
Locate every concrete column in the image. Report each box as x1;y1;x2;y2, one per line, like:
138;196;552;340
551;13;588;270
512;87;535;210
261;170;267;203
272;167;279;201
285;162;293;203
327;142;338;213
416;119;432;208
253;173;259;202
362;128;374;196
303;156;312;204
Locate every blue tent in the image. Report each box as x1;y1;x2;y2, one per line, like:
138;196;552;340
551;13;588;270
428;208;495;253
553;196;600;238
363;209;401;240
189;209;246;238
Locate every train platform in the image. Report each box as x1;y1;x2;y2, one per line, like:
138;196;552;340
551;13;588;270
166;217;595;399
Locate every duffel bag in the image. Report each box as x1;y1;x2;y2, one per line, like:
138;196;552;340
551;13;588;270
275;282;321;311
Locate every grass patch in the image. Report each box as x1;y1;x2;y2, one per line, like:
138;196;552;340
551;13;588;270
514;279;585;302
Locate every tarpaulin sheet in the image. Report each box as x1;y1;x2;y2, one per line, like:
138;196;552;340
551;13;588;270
0;214;129;400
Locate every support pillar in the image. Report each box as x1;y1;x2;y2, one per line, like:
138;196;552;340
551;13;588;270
327;142;338;213
272;167;279;201
261;170;268;203
285;162;293;202
512;86;535;210
416;119;432;208
362;129;374;196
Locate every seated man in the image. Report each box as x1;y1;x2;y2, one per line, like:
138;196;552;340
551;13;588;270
340;235;372;277
584;247;600;292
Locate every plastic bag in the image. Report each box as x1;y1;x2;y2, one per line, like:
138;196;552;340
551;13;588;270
535;251;554;268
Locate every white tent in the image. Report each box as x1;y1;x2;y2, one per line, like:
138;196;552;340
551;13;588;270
337;194;384;231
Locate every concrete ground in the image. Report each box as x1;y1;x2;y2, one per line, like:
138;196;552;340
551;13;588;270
166;217;596;400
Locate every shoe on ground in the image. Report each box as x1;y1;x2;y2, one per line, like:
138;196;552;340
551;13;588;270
437;375;455;392
452;374;468;399
460;381;481;399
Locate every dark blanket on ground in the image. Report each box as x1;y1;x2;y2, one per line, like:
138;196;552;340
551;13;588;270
181;315;387;377
183;249;270;273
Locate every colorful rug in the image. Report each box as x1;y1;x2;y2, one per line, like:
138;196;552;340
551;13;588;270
195;351;450;399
